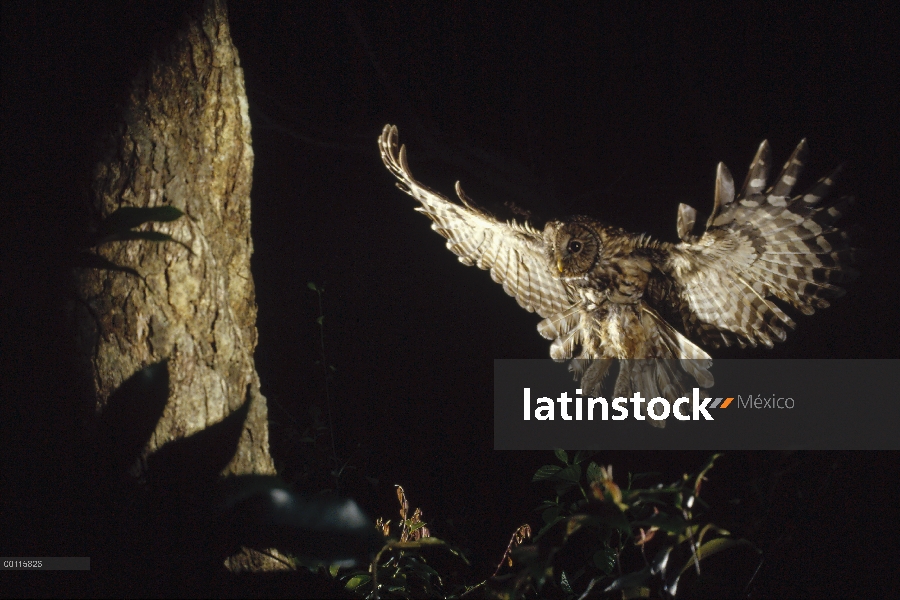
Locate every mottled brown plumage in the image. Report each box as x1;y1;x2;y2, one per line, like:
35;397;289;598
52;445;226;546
379;125;857;426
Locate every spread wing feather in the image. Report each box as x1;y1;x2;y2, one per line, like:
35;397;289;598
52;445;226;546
667;140;858;348
379;125;571;318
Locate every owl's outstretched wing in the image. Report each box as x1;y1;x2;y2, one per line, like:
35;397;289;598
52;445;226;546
665;140;858;348
380;125;571;318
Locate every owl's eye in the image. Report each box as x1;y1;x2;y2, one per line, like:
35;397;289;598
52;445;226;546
567;240;583;254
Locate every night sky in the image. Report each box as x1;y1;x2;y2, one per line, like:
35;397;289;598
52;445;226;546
4;1;899;596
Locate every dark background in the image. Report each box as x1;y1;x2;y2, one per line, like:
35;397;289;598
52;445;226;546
3;1;899;597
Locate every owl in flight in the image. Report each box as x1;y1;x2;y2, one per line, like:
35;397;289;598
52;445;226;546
379;125;857;426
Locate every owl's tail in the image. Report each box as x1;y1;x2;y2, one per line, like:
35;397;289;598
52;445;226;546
539;303;714;427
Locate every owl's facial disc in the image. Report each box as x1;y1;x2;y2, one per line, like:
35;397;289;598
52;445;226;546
556;224;599;277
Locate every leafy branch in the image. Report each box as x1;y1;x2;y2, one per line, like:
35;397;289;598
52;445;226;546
515;451;759;599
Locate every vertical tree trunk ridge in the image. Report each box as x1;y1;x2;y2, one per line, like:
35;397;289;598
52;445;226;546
73;0;278;570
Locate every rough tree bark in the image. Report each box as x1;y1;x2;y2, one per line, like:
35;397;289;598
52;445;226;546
72;0;279;572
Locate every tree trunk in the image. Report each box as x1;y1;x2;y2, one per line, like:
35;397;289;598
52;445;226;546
71;0;278;571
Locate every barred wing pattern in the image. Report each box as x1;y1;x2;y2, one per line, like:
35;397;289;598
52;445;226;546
667;140;858;349
379;125;571;319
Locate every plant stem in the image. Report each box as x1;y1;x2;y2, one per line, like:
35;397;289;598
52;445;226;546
316;288;339;479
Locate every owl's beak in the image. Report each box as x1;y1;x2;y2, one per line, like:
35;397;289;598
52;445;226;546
557;258;564;273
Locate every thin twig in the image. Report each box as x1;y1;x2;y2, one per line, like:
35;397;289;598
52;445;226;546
314;287;339;478
370;542;395;600
743;556;764;598
267;392;303;430
459;581;486;598
576;576;603;600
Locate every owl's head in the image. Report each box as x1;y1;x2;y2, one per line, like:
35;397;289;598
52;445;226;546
547;221;601;278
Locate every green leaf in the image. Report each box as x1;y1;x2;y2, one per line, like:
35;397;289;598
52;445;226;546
573;450;597;464
536;515;566;538
693;453;723;494
532;465;563;482
345;574;371;590
386;586;408;594
542;505;561;524
307;281;318;291
677;538;758;577
675;524;701;545
329;563;340;577
554;464;582;483
560;570;573;593
554;448;569;464
316;316;324;325
407;520;427;533
696;523;730;548
593;547;616;574
98;205;184;236
604;567;652;593
554;480;576;497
